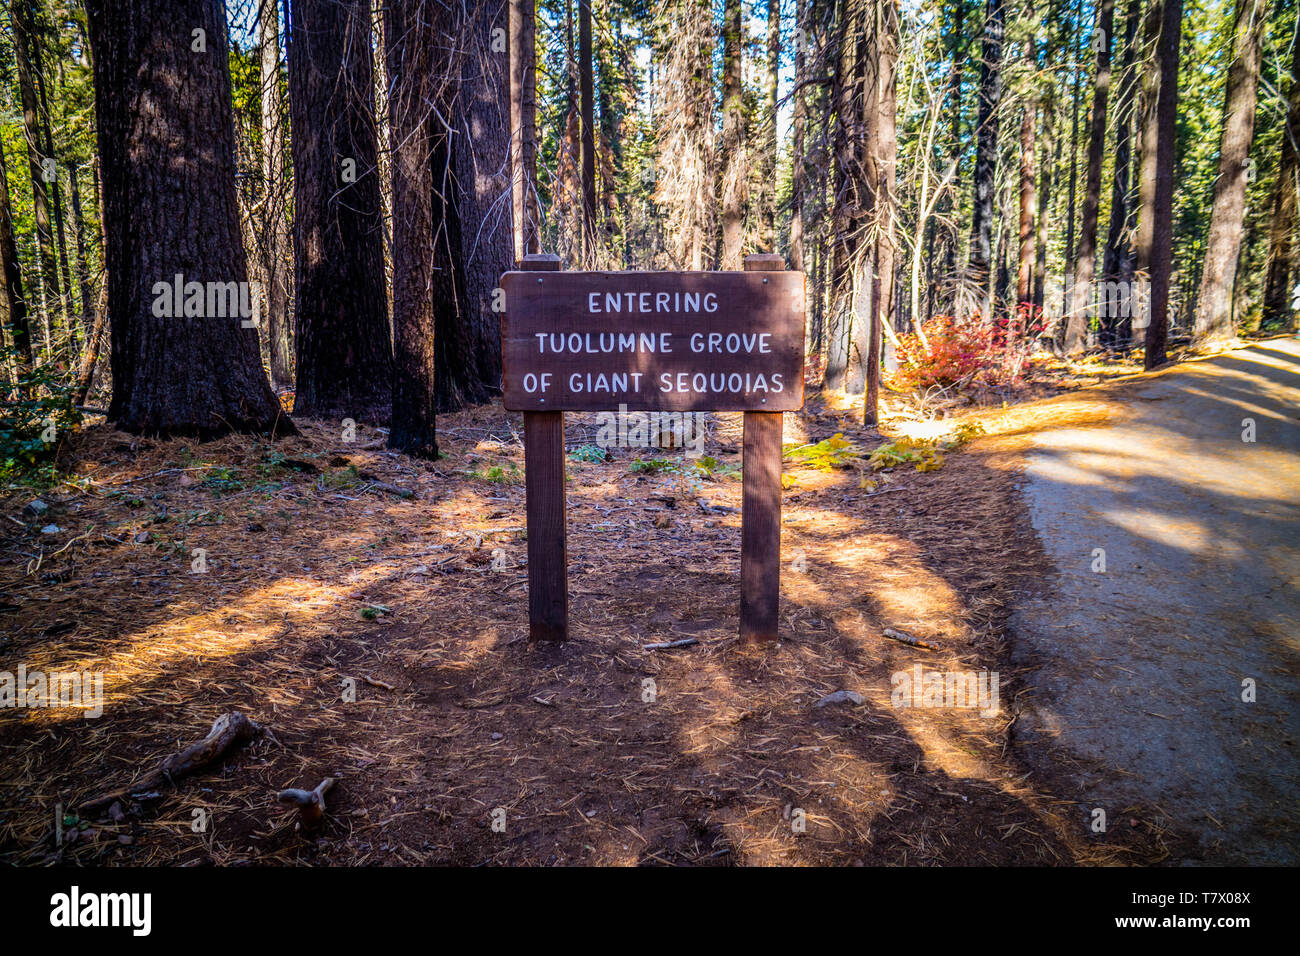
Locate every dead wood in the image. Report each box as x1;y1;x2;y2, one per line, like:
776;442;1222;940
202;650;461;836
277;777;337;830
79;711;262;814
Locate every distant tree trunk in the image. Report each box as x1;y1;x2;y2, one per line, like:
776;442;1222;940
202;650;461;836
1016;105;1036;307
1136;0;1182;369
1262;28;1300;328
1064;0;1115;354
0;139;30;367
38;47;75;349
1193;0;1268;343
9;0;58;348
863;0;898;425
259;0;294;391
966;0;1005;314
789;0;808;273
67;164;94;341
1062;0;1083;324
452;0;514;404
579;0;595;259
759;0;780;251
941;0;965;287
509;0;540;260
1033;93;1055;312
826;0;862;389
1101;0;1141;348
286;0;392;423
85;0;288;436
719;0;746;269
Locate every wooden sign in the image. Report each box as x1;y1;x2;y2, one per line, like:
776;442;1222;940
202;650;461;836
501;270;805;412
505;254;804;644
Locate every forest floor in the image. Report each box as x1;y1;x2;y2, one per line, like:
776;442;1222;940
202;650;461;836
0;341;1266;866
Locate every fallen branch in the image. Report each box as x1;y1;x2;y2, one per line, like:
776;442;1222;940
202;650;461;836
883;627;935;650
643;638;699;651
277;777;337;830
79;711;262;814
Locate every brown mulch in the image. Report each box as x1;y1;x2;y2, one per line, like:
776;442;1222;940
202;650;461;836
0;380;1173;866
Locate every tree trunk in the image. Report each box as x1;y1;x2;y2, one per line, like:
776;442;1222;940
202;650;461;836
85;0;288;436
1016;105;1036;308
760;0;780;252
966;0;1005;313
451;0;514;406
1101;0;1142;348
1064;0;1115;354
38;45;75;350
509;0;540;260
286;0;392;423
1261;26;1300;328
1136;0;1182;369
1193;0;1268;343
864;0;898;425
68;164;94;345
259;0;294;391
0;137;30;367
384;0;455;456
719;0;746;269
789;0;808;273
826;0;861;389
579;0;595;260
9;0;59;349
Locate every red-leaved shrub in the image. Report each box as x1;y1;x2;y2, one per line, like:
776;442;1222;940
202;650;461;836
891;305;1044;392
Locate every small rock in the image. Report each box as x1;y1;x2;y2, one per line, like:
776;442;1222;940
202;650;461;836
814;690;865;708
40;524;60;535
489;732;504;741
133;531;150;543
108;801;125;823
117;834;133;846
22;499;49;519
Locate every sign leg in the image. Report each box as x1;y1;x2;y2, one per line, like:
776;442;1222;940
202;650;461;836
524;410;567;641
740;410;783;641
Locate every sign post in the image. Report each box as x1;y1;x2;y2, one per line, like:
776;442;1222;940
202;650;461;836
503;253;805;642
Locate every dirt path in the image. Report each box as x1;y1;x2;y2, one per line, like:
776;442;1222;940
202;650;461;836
1009;339;1300;864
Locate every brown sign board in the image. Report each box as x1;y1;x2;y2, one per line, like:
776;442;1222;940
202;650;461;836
501;270;806;413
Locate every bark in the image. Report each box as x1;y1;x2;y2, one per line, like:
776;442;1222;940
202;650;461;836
509;0;540;260
760;0;780;251
789;0;808;273
384;0;454;456
826;0;861;389
259;0;294;391
719;0;746;269
9;0;58;347
941;0;965;284
1016;105;1036;307
451;0;514;405
579;0;596;258
966;0;1005;312
1064;0;1115;354
0;138;30;366
1136;0;1182;369
1101;0;1142;347
286;0;392;423
1261;27;1300;327
1193;0;1268;343
38;41;74;349
85;0;288;436
68;164;94;344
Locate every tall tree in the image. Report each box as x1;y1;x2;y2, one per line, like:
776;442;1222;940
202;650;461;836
966;0;1005;313
1136;0;1182;369
84;0;287;435
1193;0;1268;343
759;0;780;251
1064;0;1116;353
1101;0;1142;347
450;0;514;406
789;0;809;274
9;0;59;347
579;0;596;258
509;0;541;260
259;0;293;391
1016;105;1036;308
1261;22;1300;328
0;137;29;366
286;0;391;422
719;0;746;268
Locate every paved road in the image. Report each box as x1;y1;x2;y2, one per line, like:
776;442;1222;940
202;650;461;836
1010;338;1300;864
